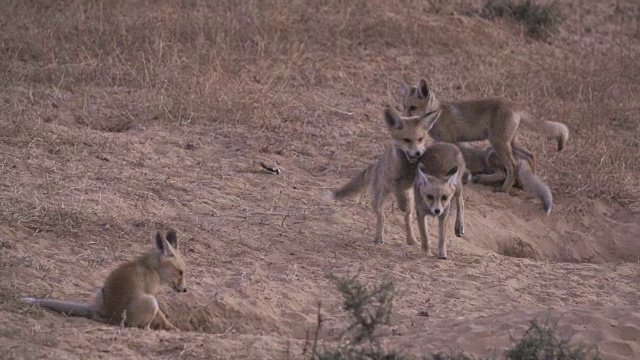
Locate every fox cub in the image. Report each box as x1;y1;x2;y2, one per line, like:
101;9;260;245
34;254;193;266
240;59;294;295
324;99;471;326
325;107;441;245
459;143;553;215
414;142;466;259
23;229;187;330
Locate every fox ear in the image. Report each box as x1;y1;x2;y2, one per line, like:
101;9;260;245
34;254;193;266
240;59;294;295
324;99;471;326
156;232;176;257
446;166;459;186
384;108;403;130
165;229;179;251
399;80;410;96
417;79;430;100
417;163;429;184
419;109;441;130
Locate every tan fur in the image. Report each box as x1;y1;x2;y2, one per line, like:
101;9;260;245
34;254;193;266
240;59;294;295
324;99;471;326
414;142;466;259
324;107;441;245
458;143;553;215
23;230;187;330
400;78;569;194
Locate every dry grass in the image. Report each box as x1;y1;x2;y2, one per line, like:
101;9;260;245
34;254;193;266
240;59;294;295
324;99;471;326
2;0;638;213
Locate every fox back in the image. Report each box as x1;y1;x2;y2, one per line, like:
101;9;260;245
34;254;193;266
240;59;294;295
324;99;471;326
414;143;465;216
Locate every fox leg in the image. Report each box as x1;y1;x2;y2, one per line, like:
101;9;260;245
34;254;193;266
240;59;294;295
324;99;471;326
91;287;108;322
492;140;517;194
417;211;430;254
474;170;507;184
125;294;164;330
372;186;389;244
395;188;417;245
512;142;536;174
454;189;464;237
155;308;179;331
437;207;452;259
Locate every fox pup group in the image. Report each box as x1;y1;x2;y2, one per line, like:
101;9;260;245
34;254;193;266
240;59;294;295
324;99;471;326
327;78;568;257
324;108;441;245
23;229;186;330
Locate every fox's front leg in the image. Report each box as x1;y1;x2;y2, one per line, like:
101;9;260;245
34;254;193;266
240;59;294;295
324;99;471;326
372;187;389;244
417;211;430;254
437;207;452;259
454;190;464;237
395;188;416;245
156;308;179;331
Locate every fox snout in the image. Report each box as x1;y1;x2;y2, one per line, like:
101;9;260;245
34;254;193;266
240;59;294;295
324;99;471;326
429;206;444;216
405;149;423;163
173;282;187;293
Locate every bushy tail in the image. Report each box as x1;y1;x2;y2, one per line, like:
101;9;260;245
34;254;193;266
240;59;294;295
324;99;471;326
516;160;553;215
23;297;97;319
323;164;374;201
519;112;569;151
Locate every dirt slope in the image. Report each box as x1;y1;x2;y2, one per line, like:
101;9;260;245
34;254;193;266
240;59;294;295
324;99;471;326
1;1;640;359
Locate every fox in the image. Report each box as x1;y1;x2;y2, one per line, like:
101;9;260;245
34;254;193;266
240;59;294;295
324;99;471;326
413;142;466;259
399;78;569;194
22;229;187;330
458;143;553;215
324;107;442;245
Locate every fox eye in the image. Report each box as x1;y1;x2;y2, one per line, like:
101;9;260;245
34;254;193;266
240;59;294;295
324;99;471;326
426;195;434;201
417;137;423;142
178;270;183;276
409;106;417;112
441;195;448;201
403;138;411;143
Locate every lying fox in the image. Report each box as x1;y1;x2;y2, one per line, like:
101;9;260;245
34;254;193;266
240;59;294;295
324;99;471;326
400;79;569;195
414;142;466;259
23;229;187;330
325;107;441;245
459;143;553;215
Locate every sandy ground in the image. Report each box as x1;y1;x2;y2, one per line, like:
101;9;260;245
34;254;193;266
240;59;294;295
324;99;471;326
1;0;640;359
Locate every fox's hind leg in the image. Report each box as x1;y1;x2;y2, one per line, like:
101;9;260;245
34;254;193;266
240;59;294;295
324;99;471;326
454;188;464;237
395;188;417;245
372;185;389;244
125;294;173;330
512;142;536;174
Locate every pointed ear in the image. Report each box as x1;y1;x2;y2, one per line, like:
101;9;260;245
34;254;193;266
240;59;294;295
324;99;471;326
165;229;178;251
399;80;410;96
417;79;430;100
419;109;441;130
156;232;176;257
384;108;403;130
417;163;429;185
446;166;459;186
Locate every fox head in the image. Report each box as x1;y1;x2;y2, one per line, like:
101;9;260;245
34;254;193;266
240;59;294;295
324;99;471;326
384;107;441;163
399;78;437;117
155;229;187;293
415;163;458;216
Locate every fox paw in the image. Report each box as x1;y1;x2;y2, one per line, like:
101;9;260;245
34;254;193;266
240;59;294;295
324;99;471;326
455;224;464;237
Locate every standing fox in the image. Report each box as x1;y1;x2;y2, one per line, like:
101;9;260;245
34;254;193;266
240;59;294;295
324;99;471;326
399;79;569;194
414;142;466;259
23;229;187;330
459;143;554;215
324;107;441;245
